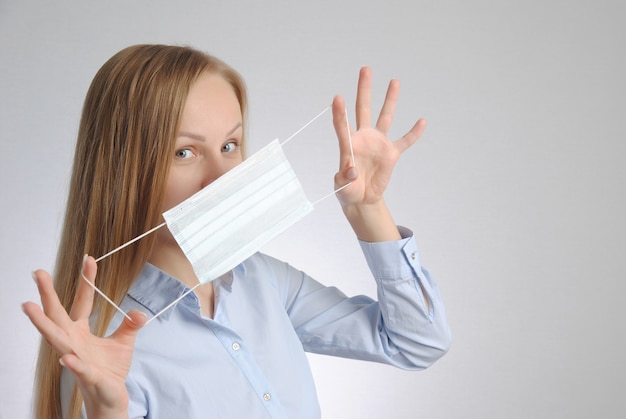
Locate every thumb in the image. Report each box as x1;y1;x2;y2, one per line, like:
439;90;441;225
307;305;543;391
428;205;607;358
110;310;147;344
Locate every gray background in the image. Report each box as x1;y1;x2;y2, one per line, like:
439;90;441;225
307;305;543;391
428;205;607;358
1;0;624;418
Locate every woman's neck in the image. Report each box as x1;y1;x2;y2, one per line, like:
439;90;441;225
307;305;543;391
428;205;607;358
149;238;198;288
149;237;215;318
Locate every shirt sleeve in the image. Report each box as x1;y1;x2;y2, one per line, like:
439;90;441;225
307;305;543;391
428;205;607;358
285;226;451;370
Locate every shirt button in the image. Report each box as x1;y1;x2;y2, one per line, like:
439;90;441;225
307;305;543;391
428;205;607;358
263;393;271;401
410;252;416;260
232;342;241;351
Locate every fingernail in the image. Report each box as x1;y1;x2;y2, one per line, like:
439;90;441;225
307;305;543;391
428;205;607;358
346;167;358;181
81;254;89;273
31;271;38;285
59;358;66;367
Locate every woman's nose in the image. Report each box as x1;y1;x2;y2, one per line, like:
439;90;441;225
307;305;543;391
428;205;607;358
201;159;238;188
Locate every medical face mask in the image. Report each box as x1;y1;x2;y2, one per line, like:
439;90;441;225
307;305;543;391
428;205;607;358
163;138;313;284
83;106;354;323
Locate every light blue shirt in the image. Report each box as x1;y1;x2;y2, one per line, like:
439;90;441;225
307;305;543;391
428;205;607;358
62;227;451;418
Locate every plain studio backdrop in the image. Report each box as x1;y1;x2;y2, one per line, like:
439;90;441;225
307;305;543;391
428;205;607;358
1;1;624;418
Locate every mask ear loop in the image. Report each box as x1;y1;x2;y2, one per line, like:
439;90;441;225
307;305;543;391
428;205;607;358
280;105;355;168
280;104;356;206
310;106;355;206
81;220;202;324
80;259;133;321
280;105;332;146
80;222;167;322
345;106;356;166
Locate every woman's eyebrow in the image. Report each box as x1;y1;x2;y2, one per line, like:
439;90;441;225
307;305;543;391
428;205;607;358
178;122;242;142
224;122;242;139
177;131;205;142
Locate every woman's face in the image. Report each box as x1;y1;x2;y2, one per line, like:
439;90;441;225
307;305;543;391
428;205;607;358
163;72;244;212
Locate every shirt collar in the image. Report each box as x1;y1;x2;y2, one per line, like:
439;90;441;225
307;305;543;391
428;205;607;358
128;262;245;320
128;263;196;320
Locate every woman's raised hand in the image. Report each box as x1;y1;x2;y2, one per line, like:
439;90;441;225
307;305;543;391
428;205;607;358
23;256;146;418
332;66;427;242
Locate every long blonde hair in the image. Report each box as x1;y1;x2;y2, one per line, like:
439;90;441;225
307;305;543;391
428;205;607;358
33;44;247;419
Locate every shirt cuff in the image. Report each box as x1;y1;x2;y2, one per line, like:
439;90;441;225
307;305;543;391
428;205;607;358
358;226;421;280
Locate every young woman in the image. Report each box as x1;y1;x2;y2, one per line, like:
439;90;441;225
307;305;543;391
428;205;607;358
23;44;451;418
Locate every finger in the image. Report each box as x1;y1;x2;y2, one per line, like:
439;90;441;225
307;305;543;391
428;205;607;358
376;79;400;133
333;165;359;191
70;255;97;321
332;95;354;169
59;352;101;390
22;301;73;355
33;269;71;329
395;118;427;154
355;66;372;129
109;310;147;345
58;353;88;381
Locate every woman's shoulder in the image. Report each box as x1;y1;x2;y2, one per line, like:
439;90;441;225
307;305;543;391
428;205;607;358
240;252;304;284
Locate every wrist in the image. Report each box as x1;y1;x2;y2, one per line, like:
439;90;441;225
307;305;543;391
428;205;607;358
85;406;129;419
83;394;129;419
342;200;401;242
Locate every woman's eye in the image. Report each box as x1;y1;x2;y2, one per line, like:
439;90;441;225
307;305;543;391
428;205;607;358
175;149;194;159
222;141;238;153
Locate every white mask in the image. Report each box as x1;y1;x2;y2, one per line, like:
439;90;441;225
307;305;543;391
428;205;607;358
83;106;353;323
163;138;313;285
